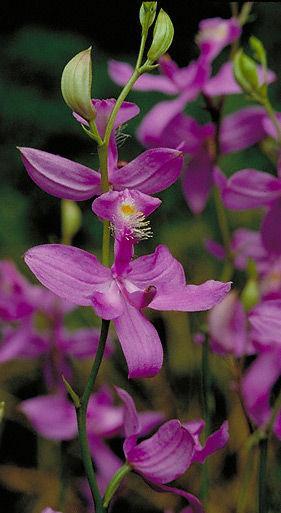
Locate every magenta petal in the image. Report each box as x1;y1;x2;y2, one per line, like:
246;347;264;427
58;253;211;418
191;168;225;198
115;387;141;437
92;280;124;320
182;149;213;214
242;349;281;427
249;300;281;349
87;394;124;438
18;147;101;200
191;421;229;464
126;420;194;484
208;292;249;357
24;244;111;306
92;189;161;222
0;325;48;362
138;411;165;437
137;93;192;148
0;260;35;321
220;170;281;210
261;199;281;255
220;107;267;154
129;245;186;290
204;62;276;97
154;484;204;513
113;300;163;379
58;327;113;359
20;394;77;440
93;98;140;137
112;149;183;194
150;280;231;312
108;59;178;94
197;18;241;63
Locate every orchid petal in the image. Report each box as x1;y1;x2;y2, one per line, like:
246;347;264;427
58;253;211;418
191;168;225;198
128;245;186;290
20;394;77;440
191;421;229;464
108;59;178;94
249;300;281;348
115;386;141;437
242;348;281;427
220;107;267;154
261;199;281;255
208;292;249;357
150;280;231;312
114;299;163;379
74;99;140;134
197;18;241;63
204;62;276;97
137;92;193;148
0;325;48;362
24;244;111;306
112;148;183;194
58;327;113;358
92;280;124;320
18;147;101;200
220;170;281;210
153;484;204;513
126;420;194;484
182;149;214;214
92;189;161;223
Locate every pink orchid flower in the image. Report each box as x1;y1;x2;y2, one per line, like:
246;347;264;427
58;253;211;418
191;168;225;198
116;387;229;513
18;99;183;201
24;240;230;378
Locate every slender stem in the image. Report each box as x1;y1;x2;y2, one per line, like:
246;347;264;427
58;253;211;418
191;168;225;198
76;319;110;513
238;2;253;26
258;438;268;513
200;337;211;503
237;445;256;513
263;99;281;146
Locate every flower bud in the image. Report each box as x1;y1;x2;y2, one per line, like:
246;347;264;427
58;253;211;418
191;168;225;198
233;49;259;96
241;278;260;311
61;199;82;245
61;47;96;121
139;2;157;34
147;9;174;63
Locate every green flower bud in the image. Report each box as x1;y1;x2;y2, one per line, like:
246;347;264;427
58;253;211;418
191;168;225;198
241;278;260;311
147;9;174;63
250;36;267;67
61;199;82;245
140;2;157;34
61;47;95;121
233;49;259;95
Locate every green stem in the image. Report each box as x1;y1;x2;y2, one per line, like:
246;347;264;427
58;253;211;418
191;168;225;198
263;99;281;146
237;445;255;513
200;338;211;503
213;187;231;256
103;462;131;508
76;319;110;513
258;438;268;513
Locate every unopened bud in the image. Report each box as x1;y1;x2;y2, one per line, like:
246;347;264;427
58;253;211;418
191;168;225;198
241;278;260;311
233;49;259;95
140;2;157;34
61;199;82;245
234;50;259;93
61;47;96;121
147;9;174;63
